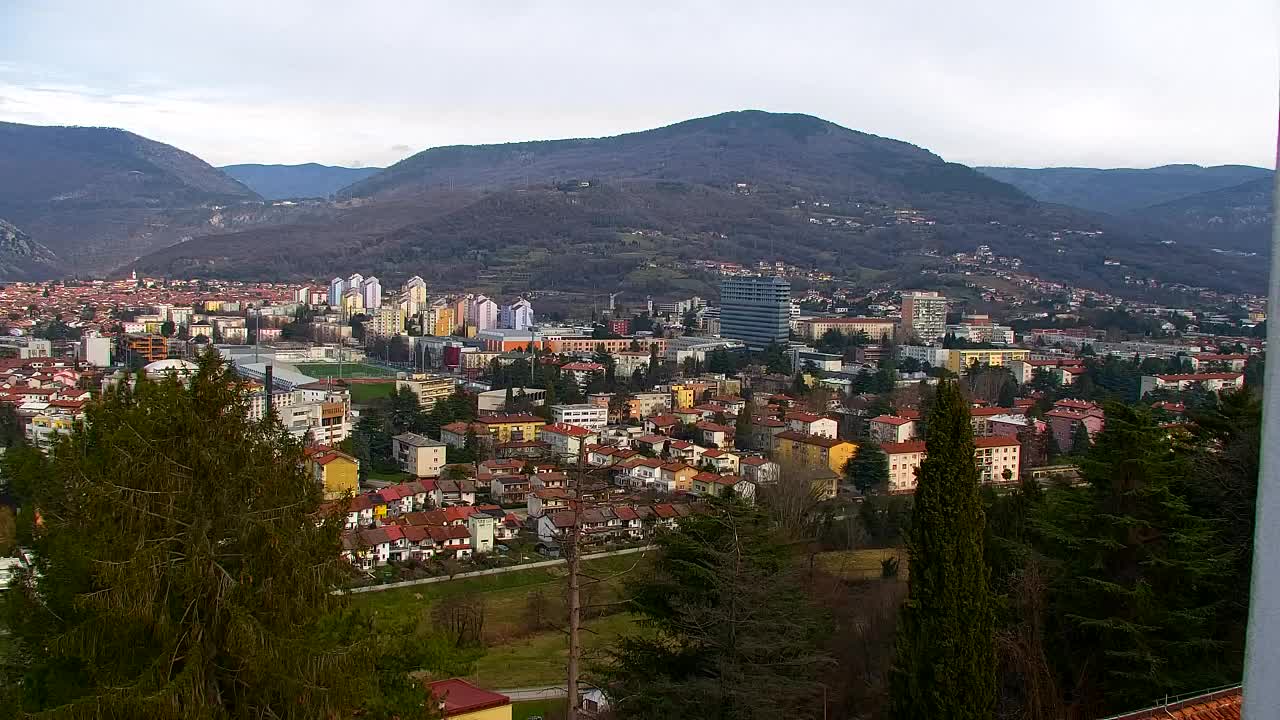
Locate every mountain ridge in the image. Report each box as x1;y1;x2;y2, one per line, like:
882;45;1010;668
0;121;262;276
220;163;382;200
976;164;1273;214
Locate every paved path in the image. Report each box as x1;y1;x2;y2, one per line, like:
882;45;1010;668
337;545;653;595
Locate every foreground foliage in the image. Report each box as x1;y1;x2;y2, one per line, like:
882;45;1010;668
0;350;451;719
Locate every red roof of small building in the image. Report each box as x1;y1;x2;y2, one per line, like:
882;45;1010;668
540;422;595;438
871;414;913;426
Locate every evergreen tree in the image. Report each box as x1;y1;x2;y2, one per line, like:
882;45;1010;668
997;379;1016;408
601;498;832;719
0;349;410;718
1070;421;1092;455
734;408;752;450
890;379;996;719
1033;404;1232;714
844;442;889;495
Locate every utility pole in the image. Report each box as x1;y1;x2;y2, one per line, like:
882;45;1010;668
564;443;588;720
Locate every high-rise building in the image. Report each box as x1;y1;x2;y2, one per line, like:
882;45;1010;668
347;273;364;291
327;277;345;307
901;291;948;344
719;275;790;350
365;305;405;337
471;295;499;331
500;298;534;330
360;276;382;310
403;276;428;315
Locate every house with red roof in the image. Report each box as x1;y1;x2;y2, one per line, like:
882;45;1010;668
1140;372;1244;397
427;678;511;719
538;422;600;457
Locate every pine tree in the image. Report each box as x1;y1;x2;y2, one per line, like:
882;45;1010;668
601;498;832;719
0;349;395;718
890;379;996;719
1033;403;1231;714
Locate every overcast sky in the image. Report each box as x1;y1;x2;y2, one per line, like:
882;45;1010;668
1;1;1276;169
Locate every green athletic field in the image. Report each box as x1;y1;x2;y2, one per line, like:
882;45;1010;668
294;362;396;379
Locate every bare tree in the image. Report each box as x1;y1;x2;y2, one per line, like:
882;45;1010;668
759;460;832;541
432;595;487;647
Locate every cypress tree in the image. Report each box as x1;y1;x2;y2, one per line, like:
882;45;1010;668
890;379;996;719
1070;421;1093;455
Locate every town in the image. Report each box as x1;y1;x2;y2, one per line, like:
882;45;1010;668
0;254;1259;560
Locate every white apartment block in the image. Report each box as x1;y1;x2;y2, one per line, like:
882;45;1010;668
550;403;608;431
901;291;947;344
882;436;1020;493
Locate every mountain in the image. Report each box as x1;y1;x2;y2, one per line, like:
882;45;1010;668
1137;176;1274;255
130;111;1267;297
0;121;261;275
976;164;1273;214
220;163;382;200
341;110;1031;206
0;219;60;279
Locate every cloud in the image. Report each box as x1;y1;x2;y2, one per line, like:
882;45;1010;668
0;0;1274;169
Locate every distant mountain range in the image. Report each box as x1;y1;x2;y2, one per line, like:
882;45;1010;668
976;164;1272;213
220;163;382;200
0;113;1269;296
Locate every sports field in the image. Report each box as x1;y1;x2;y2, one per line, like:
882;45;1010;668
294;362;396;379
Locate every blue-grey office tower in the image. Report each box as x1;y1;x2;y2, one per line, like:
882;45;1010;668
719;275;790;350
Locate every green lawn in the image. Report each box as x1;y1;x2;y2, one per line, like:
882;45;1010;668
349;381;397;404
512;699;566;720
295;362;396;379
352;552;647;635
469;612;642;690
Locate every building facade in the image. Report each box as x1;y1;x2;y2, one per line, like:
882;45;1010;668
719;276;791;350
901;291;947;343
550;403;608;431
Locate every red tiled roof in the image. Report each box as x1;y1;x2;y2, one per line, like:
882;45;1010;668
1154;372;1243;381
476;413;544;424
1105;687;1240;720
561;362;605;371
774;430;847;448
871;414;913;426
740;456;771;466
974;436;1020;448
695;421;733;433
784;411;824;423
540;422;595;438
881;440;928;455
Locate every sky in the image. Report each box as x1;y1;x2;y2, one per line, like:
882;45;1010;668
1;0;1276;170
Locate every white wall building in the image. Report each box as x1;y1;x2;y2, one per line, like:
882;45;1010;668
550;403;608;432
471;295;499;331
500;298;534;330
360;276;382;310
